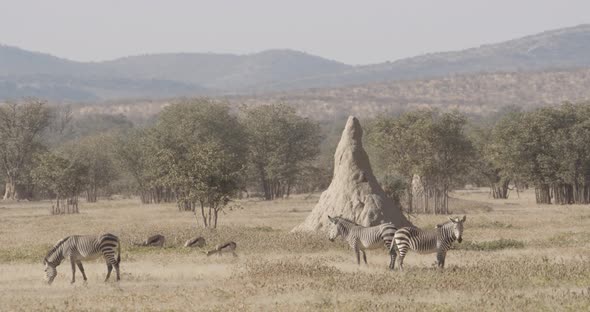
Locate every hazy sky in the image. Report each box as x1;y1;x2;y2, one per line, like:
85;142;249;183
1;0;589;65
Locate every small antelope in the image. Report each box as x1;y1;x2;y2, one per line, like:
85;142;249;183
134;234;165;247
184;236;206;248
206;241;237;257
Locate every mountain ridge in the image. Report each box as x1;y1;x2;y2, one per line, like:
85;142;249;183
1;24;590;100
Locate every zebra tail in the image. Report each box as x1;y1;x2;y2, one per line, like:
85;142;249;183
389;238;398;255
117;240;122;264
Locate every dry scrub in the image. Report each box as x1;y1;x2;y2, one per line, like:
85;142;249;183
1;190;590;311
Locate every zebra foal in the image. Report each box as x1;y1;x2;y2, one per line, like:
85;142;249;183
391;216;466;270
43;233;121;285
327;216;398;268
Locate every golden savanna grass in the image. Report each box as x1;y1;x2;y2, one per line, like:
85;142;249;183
1;189;590;311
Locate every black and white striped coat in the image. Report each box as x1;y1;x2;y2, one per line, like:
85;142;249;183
391;216;466;270
43;233;121;284
327;216;398;268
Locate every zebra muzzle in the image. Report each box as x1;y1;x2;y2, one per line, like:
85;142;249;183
457;237;463;243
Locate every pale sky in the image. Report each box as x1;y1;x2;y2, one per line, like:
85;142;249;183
0;0;589;65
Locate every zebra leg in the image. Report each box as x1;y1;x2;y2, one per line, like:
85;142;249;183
105;263;113;282
389;245;397;271
351;241;361;265
70;259;76;284
436;250;446;269
397;246;407;271
361;250;368;265
114;262;120;281
76;261;87;282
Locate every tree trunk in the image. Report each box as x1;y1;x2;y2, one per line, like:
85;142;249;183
490;178;510;199
535;184;551;204
208;205;212;227
200;201;208;228
3;178;19;200
405;183;413;214
86;185;98;203
213;208;218;229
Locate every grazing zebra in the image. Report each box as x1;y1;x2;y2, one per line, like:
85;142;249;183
327;215;398;268
206;241;237;257
391;216;466;270
43;233;121;285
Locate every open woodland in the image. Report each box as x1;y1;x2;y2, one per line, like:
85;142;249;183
2;98;590;311
1;189;590;311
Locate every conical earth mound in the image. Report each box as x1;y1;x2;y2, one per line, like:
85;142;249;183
292;116;411;232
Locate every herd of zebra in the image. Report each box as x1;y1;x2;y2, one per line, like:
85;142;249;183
327;215;467;270
42;215;465;284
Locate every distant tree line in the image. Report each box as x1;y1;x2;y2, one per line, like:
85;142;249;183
1;98;587;223
480;103;590;205
367;102;590;211
0;99;325;228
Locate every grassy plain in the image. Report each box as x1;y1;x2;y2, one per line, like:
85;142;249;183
1;189;590;311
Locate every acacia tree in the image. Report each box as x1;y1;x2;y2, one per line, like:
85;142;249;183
242;104;322;200
115;129;174;204
368;110;474;214
491;103;590;204
64;134;119;202
0;100;51;200
153;99;246;228
32;151;88;214
469;126;511;199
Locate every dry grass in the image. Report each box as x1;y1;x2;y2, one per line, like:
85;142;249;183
1;189;590;311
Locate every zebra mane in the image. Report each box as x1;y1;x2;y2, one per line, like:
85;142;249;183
435;221;454;229
44;236;70;262
333;216;360;226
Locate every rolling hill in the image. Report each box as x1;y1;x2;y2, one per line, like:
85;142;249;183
1;24;590;100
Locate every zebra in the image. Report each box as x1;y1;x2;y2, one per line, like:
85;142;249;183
327;215;398;268
206;241;237;257
43;233;121;285
391;215;466;270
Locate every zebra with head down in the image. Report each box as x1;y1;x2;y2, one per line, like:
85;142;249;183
327;215;398;269
43;233;121;285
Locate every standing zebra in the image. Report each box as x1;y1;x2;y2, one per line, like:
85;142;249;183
327;216;398;268
391;216;466;270
43;233;121;285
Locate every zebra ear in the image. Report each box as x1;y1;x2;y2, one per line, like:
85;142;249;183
448;217;455;223
461;215;467;222
328;216;335;223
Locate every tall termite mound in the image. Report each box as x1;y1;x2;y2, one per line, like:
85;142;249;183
292;116;411;232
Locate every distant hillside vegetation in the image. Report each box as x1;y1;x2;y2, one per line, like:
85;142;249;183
274;24;590;89
74;68;590;122
2;24;590;100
